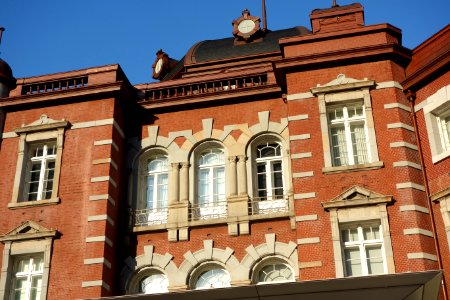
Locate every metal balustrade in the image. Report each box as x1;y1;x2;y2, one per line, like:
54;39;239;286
131;207;168;227
21;76;88;95
144;74;267;101
189;201;228;221
248;196;289;215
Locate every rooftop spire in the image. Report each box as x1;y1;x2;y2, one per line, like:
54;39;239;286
0;27;4;54
332;0;338;7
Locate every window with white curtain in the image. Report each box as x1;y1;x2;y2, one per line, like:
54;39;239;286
255;142;284;200
328;104;369;166
11;255;44;300
341;223;387;277
145;155;169;210
197;149;225;206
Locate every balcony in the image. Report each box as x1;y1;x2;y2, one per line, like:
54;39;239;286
189;201;228;221
248;196;289;215
131;207;168;227
21;76;88;95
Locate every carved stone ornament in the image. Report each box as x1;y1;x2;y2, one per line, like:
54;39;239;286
152;49;170;81
321;185;393;210
0;220;59;242
232;9;261;42
14;114;69;134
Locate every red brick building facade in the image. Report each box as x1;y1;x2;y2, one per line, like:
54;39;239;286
0;3;448;300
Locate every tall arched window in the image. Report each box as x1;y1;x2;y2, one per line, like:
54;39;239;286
255;142;284;200
135;154;168;226
193;148;226;220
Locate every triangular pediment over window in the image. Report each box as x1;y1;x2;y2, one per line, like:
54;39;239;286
0;220;59;243
322;185;393;210
14;114;69;134
311;74;375;94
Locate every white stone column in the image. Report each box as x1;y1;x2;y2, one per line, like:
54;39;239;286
228;156;238;197
237;155;247;196
169;163;180;205
179;163;190;202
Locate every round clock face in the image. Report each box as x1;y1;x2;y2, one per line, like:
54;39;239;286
238;19;256;34
154;58;163;74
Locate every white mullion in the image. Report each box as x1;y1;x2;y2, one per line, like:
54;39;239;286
208;166;214;205
152;173;158;209
357;226;369;276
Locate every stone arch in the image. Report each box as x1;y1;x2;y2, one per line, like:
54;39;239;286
121;245;180;293
241;233;299;280
178;240;244;286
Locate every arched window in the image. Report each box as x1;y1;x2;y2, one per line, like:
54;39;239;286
193;267;231;290
192;148;227;220
144;155;169;210
135;153;169;226
256;263;294;284
139;272;169;294
255;142;284;200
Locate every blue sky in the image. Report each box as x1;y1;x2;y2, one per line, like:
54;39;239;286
1;0;449;84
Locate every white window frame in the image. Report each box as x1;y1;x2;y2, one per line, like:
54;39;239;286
255;262;294;284
10;115;67;208
311;74;382;173
255;142;285;200
139;271;169;294
327;103;370;166
25;143;57;201
340;223;388;277
197;148;226;207
0;221;58;300
422;84;450;163
143;155;169;210
10;255;44;300
190;265;231;290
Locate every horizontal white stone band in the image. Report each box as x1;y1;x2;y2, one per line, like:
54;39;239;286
396;182;426;192
295;215;318;222
92;158;118;170
407;252;437;261
299;261;322;269
387;123;414;132
297;237;320;245
89;194;116;206
399;205;429;214
87;215;115;226
393;161;422;170
384;103;411;112
81;280;110;290
288;114;309;121
290;134;311;141
293;171;314;178
86;236;113;247
390;142;418;151
291;152;312;159
84;258;111;269
94;139;119;151
294;192;316;200
403;228;433;237
90;176;117;188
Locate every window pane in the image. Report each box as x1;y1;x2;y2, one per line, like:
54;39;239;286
366;246;384;274
350;124;368;164
198;169;209;205
344;248;362;276
328;107;344;121
30;277;42;300
13;278;27;300
258;263;293;283
195;268;231;290
331;126;348;166
213;167;225;201
157;174;168;208
363;225;380;240
146;176;155;208
140;273;169;294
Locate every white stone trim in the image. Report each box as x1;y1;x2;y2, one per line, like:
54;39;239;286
86;236;113;247
291;152;312;159
81;280;111;290
289;134;310;141
375;81;403;90
92;158;118;170
0;131;17;139
286;92;314;101
87;215;115;226
399;205;429;214
288;114;309;121
396;182;426;192
88;194;115;206
293;171;314;178
71;119;114;129
113;120;125;139
390;142;418;151
393;161;422;170
297;237;320;245
294;192;316;200
84;258;111;269
407;252;438;261
90;176;117;188
94;139;119;152
384;103;411;112
403;228;433;237
387;123;414;132
295;215;318;222
299;261;322;269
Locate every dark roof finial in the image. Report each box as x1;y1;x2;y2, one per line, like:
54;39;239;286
332;0;339;7
0;27;5;53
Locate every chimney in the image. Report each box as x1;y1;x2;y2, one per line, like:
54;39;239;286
310;3;365;34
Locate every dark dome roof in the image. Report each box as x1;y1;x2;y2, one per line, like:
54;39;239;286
188;26;311;64
0;58;17;89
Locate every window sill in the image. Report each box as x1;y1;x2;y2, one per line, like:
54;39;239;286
322;161;384;174
432;150;450;164
8;198;60;209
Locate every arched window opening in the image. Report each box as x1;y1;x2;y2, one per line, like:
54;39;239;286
139;272;169;294
194;267;231;290
257;263;294;284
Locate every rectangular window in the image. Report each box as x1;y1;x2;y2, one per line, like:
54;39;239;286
11;255;44;300
438;113;450;152
341;223;386;277
24;142;57;201
328;104;369;166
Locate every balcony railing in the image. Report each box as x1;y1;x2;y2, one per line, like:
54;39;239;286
131;207;168;227
21;76;88;95
189;201;228;221
144;74;267;102
249;196;289;215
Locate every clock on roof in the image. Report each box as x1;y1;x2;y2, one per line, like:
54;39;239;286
152;49;169;80
232;9;261;41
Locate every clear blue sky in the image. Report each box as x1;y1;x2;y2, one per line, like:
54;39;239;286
1;0;449;84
